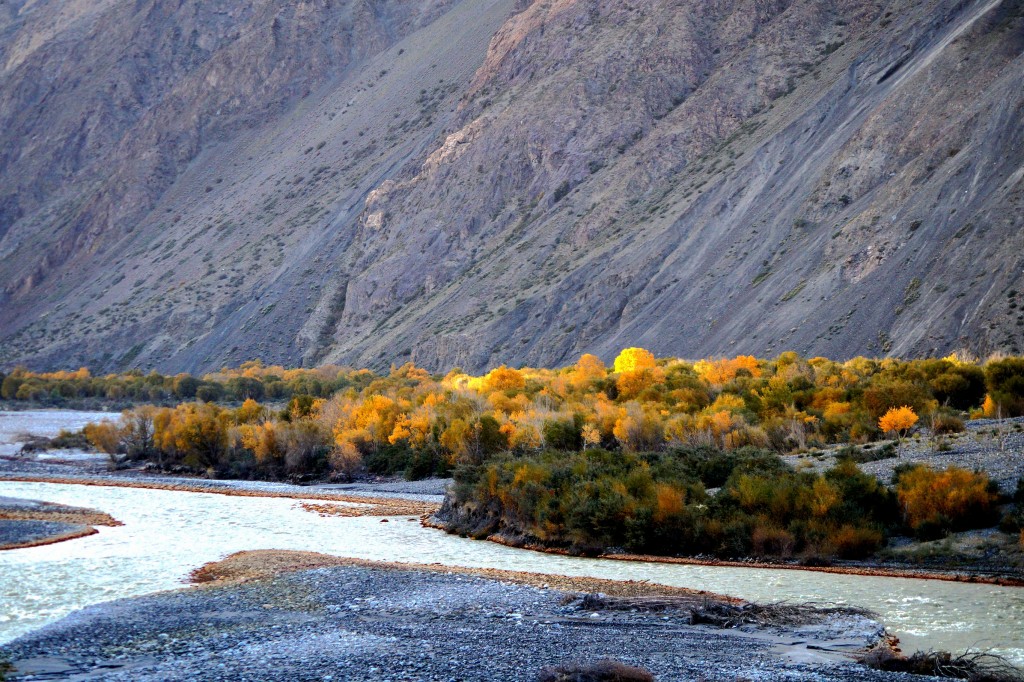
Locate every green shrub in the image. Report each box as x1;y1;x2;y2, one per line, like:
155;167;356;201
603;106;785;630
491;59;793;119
836;442;897;463
444;448;897;560
195;382;224;402
985;358;1024;416
930;411;965;435
929;366;986;411
363;444;414;476
543;415;583;451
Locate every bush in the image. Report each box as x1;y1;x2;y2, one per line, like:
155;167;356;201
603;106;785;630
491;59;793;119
537;660;655;682
195;383;224;402
225;377;265;401
751;523;795;557
836;443;897;463
828;524;884;559
172;374;199;399
50;429;89;449
999;506;1024;534
930;365;986;411
896;465;999;537
364;444;414;476
83;420;122;455
543;416;583;451
985;358;1024;416
930;412;965;435
442;447;897;560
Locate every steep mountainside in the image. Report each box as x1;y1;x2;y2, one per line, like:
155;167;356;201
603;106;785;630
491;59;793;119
0;0;1022;372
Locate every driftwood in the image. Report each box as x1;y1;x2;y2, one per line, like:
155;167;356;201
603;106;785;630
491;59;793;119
860;645;1024;682
578;593;872;628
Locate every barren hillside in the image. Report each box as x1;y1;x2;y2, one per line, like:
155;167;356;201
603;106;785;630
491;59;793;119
0;0;1021;372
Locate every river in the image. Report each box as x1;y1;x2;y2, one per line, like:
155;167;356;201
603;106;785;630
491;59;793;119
1;479;1023;665
1;409;1023;665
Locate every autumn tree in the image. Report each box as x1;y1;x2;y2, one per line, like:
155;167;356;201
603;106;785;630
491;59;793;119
84;419;124;468
571;354;607;389
482;365;526;393
612;402;664;452
613;347;657;374
694;356;761;384
121;406;157;460
164;403;230;471
235;398;265;424
878;405;918;454
896;465;998;537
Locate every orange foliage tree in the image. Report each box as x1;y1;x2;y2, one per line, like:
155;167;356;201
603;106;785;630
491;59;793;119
896;465;997;536
878;405;918;452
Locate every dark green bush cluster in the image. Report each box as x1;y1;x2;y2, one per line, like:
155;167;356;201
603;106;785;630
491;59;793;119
985;358;1024;417
835;442;897;464
448;447;896;560
363;444;451;480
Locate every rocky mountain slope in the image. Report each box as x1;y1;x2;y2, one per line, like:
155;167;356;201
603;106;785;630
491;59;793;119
0;0;1022;373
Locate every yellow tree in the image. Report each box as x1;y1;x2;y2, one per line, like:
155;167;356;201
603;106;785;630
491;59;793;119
235;398;264;424
581;423;601;449
84;420;123;469
879;405;918;454
613;347;657;374
440;418;473;463
571;354;607;389
481;365;526;393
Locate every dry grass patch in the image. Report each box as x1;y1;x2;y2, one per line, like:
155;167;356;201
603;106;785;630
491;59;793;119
188;550;734;603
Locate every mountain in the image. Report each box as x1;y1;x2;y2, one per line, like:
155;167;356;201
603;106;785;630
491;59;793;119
1;0;1022;373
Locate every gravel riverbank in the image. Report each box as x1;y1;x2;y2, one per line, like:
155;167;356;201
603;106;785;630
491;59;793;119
786;417;1024;493
0;496;119;550
0;553;920;682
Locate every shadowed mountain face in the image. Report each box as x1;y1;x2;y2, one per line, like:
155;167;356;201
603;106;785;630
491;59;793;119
0;0;1022;373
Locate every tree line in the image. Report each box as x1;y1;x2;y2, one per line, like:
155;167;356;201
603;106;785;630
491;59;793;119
17;351;1024;482
54;350;1024;560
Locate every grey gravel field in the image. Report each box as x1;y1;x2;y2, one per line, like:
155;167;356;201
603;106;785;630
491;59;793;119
0;495;117;549
786;417;1024;493
0;519;86;548
0;564;926;682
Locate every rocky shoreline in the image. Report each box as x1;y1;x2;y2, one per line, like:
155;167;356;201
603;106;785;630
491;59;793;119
0;552;921;682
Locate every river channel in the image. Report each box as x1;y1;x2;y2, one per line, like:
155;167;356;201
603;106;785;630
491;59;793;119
1;479;1022;665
